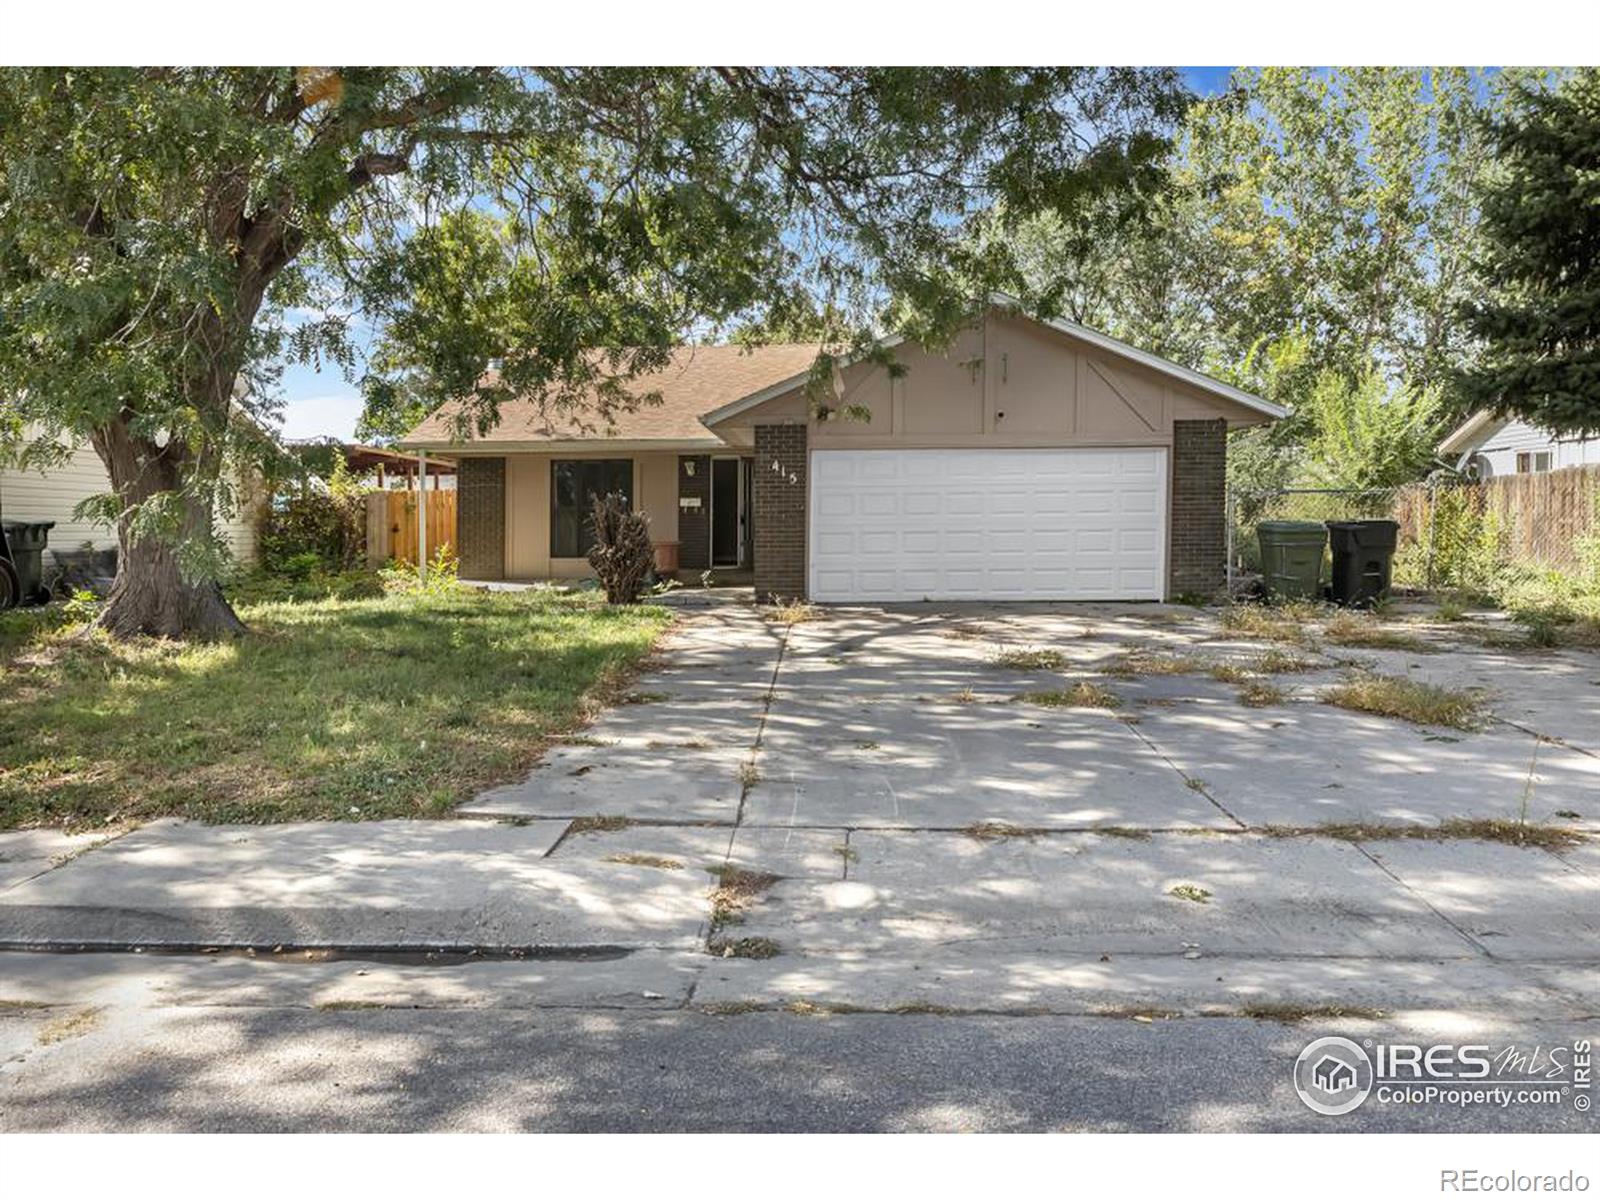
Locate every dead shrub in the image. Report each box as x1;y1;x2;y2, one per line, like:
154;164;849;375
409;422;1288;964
588;492;654;604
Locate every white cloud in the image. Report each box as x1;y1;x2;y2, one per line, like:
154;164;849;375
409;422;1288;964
276;393;365;441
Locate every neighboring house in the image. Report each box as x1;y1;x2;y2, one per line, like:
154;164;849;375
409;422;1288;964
0;434;264;567
1439;411;1600;479
398;303;1283;602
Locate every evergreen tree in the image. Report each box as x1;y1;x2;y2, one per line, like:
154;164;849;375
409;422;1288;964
1460;68;1600;433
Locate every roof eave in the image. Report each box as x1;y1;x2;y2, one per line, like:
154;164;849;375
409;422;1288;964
395;436;728;455
699;337;905;429
1437;410;1503;456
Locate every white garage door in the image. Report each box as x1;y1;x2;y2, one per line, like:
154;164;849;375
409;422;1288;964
808;448;1167;602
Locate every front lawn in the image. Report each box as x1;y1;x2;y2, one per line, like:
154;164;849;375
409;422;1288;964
0;589;670;829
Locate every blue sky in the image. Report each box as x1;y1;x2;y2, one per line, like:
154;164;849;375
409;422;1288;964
274;66;1238;443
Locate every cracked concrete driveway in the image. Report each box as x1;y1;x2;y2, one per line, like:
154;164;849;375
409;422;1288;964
4;597;1598;1131
452;598;1600;1020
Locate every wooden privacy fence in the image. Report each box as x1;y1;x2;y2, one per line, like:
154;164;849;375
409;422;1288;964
1232;465;1600;590
366;490;457;567
1395;465;1600;575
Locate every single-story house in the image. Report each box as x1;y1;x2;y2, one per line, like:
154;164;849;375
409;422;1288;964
1439;410;1600;479
398;303;1283;602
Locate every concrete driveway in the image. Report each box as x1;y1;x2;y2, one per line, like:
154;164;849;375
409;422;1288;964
3;597;1597;1131
466;599;1600;831
453;598;1600;1018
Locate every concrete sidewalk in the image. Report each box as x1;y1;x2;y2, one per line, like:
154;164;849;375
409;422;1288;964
0;951;1592;1132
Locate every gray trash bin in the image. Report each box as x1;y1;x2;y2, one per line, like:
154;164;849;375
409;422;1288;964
1;519;56;604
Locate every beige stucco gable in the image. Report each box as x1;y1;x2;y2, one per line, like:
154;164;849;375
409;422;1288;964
705;311;1276;449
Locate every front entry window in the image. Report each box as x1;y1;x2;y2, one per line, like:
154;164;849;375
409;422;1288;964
551;459;632;557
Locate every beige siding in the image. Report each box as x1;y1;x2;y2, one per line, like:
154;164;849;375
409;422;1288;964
715;312;1266;449
0;441;261;565
500;449;680;581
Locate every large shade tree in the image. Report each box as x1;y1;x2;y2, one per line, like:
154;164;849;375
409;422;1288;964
1000;68;1520;391
0;66;1187;638
1459;67;1600;433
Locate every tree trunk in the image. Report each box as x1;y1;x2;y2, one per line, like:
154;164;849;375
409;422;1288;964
97;533;247;640
90;413;247;641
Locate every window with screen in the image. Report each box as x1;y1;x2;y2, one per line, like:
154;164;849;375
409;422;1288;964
551;459;633;557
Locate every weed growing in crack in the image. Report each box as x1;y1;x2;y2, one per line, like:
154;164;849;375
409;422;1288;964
992;647;1067;671
1237;681;1286;707
1323;612;1434;653
1255;649;1320;674
707;936;781;959
766;599;819;625
1322;674;1488;730
567;815;632;834
605;852;684;870
1237;1002;1384;1023
1017;682;1120;709
962;821;1035;841
1260;818;1586;849
1101;651;1211;678
707;865;782;927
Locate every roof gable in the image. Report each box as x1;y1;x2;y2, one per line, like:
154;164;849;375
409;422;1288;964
699;302;1283;428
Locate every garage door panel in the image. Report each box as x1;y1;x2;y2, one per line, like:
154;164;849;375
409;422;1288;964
809;448;1167;602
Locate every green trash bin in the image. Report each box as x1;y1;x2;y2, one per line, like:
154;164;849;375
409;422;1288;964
1;519;55;604
1257;520;1326;600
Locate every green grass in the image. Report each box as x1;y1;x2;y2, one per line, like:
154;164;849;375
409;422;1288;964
0;589;670;829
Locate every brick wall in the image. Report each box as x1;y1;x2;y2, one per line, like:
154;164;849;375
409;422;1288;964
1170;419;1227;598
677;455;711;570
753;424;808;601
457;456;505;580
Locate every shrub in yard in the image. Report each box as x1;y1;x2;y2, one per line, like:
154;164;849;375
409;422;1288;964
378;544;461;597
259;482;367;575
588;492;654;605
228;567;385;605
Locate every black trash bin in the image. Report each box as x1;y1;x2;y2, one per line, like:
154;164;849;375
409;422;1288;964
1325;519;1399;608
1;519;56;605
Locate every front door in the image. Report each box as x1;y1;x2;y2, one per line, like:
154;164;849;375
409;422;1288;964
711;457;742;567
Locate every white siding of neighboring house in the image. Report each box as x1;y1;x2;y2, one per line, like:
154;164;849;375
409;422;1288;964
1472;419;1600;477
0;440;261;566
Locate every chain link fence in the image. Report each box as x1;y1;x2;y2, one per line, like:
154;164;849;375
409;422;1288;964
1228;466;1600;596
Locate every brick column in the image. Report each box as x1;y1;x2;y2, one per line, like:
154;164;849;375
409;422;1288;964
457;456;505;580
1169;419;1227;599
753;424;808;601
677;455;711;571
